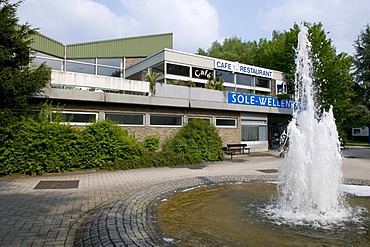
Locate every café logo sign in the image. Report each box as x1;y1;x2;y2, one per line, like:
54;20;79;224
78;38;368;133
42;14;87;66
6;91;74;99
215;59;273;78
192;67;213;79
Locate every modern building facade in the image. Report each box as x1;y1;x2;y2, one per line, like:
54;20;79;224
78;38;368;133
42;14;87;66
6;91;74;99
30;32;292;151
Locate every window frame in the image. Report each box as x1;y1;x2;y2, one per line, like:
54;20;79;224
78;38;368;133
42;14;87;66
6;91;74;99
52;111;98;125
166;63;190;77
104;112;145;126
149;114;183;127
240;119;267;142
214;118;237;128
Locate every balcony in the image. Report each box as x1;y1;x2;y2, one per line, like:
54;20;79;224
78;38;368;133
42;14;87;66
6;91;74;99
50;70;150;94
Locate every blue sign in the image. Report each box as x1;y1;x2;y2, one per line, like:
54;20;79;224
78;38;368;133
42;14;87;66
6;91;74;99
228;92;295;109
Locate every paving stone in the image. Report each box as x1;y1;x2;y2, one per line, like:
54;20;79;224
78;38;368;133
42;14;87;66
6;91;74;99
0;153;369;246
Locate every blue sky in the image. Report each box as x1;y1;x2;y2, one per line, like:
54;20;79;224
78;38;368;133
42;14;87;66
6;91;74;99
15;0;370;55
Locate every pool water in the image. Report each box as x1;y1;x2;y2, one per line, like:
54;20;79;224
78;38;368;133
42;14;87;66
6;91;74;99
155;182;370;246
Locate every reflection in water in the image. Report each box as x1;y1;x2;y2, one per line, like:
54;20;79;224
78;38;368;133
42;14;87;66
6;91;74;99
156;183;370;246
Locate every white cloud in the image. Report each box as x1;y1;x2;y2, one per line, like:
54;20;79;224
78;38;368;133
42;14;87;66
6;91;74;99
16;0;220;53
259;0;370;54
119;0;220;52
17;0;127;43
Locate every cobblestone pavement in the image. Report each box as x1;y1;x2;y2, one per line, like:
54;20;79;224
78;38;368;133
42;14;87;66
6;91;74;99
0;150;369;247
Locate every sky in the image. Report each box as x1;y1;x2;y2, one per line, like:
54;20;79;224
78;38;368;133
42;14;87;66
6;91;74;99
14;0;370;56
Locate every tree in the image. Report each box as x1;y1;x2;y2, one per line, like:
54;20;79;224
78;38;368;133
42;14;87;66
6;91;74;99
145;71;160;95
0;0;50;110
198;22;355;138
205;76;224;91
198;37;253;63
353;24;370;110
306;23;355;132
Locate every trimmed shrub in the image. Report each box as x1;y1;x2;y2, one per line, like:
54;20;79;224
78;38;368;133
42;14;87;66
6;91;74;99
162;119;224;162
0;117;81;175
0;116;143;175
143;135;160;151
0;109;223;175
76;120;143;170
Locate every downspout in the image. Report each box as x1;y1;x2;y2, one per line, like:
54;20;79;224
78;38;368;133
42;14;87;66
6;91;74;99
63;44;66;72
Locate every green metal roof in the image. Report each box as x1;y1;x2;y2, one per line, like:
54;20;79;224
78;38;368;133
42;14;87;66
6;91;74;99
31;32;173;59
31;33;65;58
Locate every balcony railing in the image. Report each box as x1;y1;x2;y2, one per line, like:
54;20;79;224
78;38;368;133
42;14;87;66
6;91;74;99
50;70;149;94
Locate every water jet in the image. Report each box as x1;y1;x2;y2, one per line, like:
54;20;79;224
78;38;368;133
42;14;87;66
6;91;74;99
155;23;370;246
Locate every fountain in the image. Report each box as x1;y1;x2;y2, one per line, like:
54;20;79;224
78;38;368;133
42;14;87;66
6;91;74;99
266;23;351;225
153;23;370;246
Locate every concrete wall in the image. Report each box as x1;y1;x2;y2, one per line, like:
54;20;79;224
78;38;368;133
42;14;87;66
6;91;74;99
51;71;150;93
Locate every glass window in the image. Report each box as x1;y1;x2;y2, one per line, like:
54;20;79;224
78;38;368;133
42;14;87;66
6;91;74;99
256;78;270;88
192;67;213;80
31;57;63;70
66;61;94;74
255;90;270;96
153;62;165;74
236;88;253;94
126;71;144;81
97;66;120;77
224;86;236;92
236;74;253;86
53;111;97;125
241;120;267;141
215;118;236;127
215;70;234;83
188;118;211;124
105;113;144;125
97;58;121;67
167;63;190;77
150;115;182;126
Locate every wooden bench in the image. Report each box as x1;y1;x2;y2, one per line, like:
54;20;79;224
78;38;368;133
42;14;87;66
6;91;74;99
223;143;251;159
222;147;236;159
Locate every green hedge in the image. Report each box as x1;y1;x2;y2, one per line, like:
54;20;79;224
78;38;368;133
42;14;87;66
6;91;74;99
0;118;143;175
0;117;80;174
0;111;224;175
162;119;224;162
111;119;224;170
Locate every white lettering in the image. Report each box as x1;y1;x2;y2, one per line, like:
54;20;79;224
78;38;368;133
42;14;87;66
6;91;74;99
259;97;267;105
228;92;295;109
250;95;255;105
231;93;237;103
237;94;245;104
272;98;277;107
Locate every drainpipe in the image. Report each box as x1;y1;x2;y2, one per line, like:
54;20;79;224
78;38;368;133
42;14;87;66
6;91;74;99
123;57;125;79
63;44;66;72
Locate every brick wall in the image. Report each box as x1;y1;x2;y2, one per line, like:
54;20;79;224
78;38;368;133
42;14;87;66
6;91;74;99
56;102;241;147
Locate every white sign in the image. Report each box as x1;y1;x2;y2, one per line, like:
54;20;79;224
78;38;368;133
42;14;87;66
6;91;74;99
352;127;369;137
214;59;273;78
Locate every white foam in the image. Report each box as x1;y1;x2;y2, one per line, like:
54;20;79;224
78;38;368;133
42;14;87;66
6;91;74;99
341;184;370;197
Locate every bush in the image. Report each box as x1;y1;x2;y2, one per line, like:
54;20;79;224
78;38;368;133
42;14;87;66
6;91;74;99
143;135;160;151
0;114;143;174
0;116;81;175
162;119;224;162
0;108;224;175
114;119;224;170
75;120;143;170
